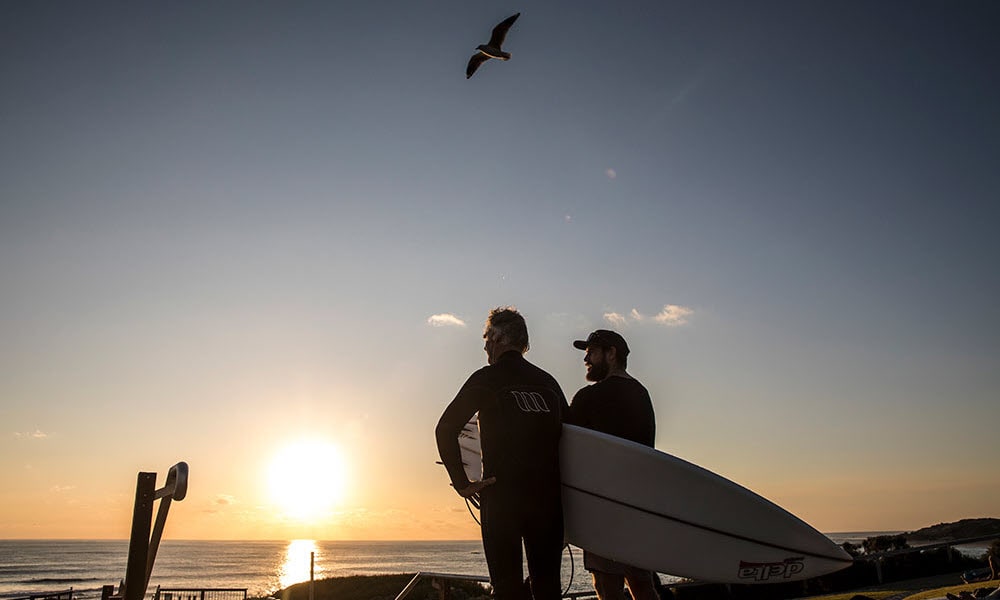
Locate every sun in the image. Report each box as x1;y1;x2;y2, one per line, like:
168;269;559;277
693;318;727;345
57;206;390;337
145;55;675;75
267;439;348;521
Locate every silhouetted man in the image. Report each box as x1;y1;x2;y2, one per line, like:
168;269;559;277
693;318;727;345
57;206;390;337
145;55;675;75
568;329;660;600
437;307;568;600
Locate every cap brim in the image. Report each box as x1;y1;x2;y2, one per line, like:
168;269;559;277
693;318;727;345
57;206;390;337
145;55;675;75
572;340;588;350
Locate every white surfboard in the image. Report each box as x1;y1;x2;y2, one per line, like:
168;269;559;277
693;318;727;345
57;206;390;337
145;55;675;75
459;415;483;482
456;419;852;584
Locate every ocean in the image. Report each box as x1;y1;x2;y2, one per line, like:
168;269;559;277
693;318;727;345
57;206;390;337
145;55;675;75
1;540;566;600
0;534;988;600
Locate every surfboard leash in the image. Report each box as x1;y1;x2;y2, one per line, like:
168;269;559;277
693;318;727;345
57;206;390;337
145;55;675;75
562;543;575;596
465;495;482;526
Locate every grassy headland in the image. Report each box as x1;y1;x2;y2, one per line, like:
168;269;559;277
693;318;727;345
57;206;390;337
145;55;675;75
273;574;490;600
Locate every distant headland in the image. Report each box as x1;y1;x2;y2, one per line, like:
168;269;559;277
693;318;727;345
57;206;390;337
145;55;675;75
907;518;1000;542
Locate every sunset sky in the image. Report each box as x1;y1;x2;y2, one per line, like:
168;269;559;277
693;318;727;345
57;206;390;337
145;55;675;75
1;2;998;541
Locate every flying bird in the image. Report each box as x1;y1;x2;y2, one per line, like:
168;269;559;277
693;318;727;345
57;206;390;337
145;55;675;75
466;13;520;79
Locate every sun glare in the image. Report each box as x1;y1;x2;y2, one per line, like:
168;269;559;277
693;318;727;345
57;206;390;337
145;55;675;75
268;439;348;521
279;539;321;589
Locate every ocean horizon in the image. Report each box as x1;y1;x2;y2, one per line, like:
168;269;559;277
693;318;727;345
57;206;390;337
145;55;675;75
0;534;988;600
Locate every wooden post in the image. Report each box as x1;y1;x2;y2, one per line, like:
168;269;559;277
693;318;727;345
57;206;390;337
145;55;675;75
309;552;315;600
124;473;156;600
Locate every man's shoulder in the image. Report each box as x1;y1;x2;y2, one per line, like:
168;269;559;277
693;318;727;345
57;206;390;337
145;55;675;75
461;363;495;389
575;376;650;401
518;357;563;387
572;381;597;401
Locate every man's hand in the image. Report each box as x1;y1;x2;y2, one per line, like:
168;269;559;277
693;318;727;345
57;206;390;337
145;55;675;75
456;476;496;498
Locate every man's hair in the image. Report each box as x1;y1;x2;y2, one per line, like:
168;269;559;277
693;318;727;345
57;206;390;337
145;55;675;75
483;306;529;353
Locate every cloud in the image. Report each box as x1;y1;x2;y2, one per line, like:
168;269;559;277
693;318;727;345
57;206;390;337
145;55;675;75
50;485;75;493
14;430;49;439
605;168;617;180
215;494;236;506
653;304;694;326
601;305;694;327
427;313;466;328
603;312;627;327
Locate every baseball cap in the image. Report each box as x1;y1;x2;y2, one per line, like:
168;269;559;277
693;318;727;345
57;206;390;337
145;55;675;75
572;329;630;356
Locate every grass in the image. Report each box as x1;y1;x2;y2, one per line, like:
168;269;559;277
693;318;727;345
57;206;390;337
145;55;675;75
273;573;491;600
907;582;998;600
802;580;998;600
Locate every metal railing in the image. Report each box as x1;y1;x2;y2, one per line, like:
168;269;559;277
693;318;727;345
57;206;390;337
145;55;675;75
393;572;597;600
153;588;247;600
394;572;490;600
8;588;75;600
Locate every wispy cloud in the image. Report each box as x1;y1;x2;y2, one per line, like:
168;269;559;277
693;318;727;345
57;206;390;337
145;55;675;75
202;494;237;514
14;430;49;440
603;312;627;327
653;304;694;326
602;305;694;328
50;485;75;493
427;313;466;328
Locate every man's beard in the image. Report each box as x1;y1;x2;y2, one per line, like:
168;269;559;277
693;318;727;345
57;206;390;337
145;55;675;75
586;361;609;382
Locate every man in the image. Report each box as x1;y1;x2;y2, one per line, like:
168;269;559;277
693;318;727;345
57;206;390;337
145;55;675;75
568;329;660;600
436;307;568;600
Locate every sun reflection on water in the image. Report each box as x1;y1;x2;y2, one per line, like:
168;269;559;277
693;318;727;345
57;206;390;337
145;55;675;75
279;539;321;589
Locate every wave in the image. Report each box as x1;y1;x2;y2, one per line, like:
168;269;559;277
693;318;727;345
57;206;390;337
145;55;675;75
21;578;103;585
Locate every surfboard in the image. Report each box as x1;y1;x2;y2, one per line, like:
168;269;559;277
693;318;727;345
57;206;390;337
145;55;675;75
455;418;852;584
458;415;483;482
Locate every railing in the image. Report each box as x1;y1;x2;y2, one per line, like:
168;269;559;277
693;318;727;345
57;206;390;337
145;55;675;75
860;534;1000;559
854;533;1000;583
153;588;247;600
394;572;490;600
8;588;75;600
393;572;597;600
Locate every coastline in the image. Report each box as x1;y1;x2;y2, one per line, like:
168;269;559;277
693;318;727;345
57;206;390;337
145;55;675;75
1;529;996;600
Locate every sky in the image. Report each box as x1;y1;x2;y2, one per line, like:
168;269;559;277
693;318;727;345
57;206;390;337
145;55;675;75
1;1;998;541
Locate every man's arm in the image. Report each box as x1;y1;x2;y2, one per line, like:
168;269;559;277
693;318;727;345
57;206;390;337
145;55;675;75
435;379;486;494
565;387;589;427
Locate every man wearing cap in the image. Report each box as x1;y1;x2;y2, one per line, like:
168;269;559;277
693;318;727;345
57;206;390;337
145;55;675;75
568;329;660;600
437;307;569;600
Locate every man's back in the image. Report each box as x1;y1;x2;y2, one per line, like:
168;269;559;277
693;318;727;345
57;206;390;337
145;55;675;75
437;351;567;492
568;376;655;447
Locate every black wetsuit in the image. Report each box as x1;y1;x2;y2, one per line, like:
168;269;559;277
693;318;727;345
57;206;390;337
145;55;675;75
568;375;655;576
436;351;568;600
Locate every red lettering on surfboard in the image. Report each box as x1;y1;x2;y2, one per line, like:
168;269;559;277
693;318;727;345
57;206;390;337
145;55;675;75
738;558;805;581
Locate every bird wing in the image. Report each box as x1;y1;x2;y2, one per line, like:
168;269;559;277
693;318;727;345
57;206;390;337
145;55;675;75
466;52;489;79
488;13;520;49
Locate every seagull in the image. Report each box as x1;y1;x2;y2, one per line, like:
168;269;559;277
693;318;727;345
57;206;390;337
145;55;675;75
466;13;520;79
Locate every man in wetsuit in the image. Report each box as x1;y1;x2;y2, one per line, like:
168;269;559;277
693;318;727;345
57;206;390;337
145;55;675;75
436;307;568;600
567;330;660;600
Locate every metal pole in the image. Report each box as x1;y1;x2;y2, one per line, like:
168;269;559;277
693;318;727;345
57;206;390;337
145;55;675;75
124;473;156;600
309;552;315;600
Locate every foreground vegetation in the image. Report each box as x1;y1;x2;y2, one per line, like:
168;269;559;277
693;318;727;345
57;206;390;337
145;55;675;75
273;573;489;600
268;522;999;600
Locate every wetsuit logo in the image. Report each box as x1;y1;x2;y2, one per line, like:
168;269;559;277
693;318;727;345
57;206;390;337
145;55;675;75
511;390;550;413
737;558;805;581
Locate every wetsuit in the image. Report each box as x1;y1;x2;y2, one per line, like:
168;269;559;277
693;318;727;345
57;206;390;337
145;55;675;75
568;376;656;579
436;351;568;600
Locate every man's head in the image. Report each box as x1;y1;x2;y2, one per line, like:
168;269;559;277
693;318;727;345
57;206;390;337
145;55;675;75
573;329;629;381
483;306;529;364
